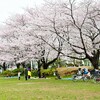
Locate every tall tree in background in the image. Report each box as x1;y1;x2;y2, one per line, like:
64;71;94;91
56;0;100;69
3;62;6;71
35;0;100;69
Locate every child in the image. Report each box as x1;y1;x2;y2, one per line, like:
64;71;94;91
18;71;21;80
28;70;31;79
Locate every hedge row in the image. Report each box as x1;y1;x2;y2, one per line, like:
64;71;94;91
0;66;93;77
0;68;55;77
0;68;24;77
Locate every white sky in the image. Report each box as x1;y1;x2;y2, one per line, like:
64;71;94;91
0;0;44;24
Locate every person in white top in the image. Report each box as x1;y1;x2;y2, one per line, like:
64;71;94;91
18;71;21;80
77;68;82;76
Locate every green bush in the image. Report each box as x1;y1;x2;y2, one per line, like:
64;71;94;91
2;70;13;77
1;68;24;77
12;68;24;76
31;69;55;77
41;69;54;77
31;70;38;77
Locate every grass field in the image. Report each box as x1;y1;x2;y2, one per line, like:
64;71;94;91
0;76;100;100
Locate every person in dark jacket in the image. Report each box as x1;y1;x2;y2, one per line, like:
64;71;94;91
24;68;28;80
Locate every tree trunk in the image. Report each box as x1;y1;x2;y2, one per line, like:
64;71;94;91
3;62;6;71
37;60;42;78
70;52;100;69
16;63;20;69
87;50;100;69
38;68;41;78
42;56;59;69
21;62;25;68
90;58;99;69
43;63;48;69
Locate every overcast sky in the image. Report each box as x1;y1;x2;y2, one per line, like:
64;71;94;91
0;0;44;24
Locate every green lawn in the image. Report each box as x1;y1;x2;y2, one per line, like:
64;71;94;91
0;77;100;100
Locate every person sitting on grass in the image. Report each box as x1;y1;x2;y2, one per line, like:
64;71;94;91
77;68;82;76
82;68;91;79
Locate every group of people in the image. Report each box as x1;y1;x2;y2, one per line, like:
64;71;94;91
18;68;31;80
77;68;91;78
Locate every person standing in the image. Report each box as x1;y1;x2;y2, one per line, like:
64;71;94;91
18;71;21;80
24;68;28;80
83;68;89;77
28;70;31;79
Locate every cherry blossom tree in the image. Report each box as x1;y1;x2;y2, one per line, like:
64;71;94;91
1;10;62;74
26;6;65;70
63;0;100;69
44;0;100;69
29;0;100;69
0;14;36;68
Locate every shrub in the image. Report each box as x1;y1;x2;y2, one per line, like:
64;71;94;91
41;69;54;77
31;69;55;77
12;68;24;76
2;70;12;77
31;70;38;77
1;68;24;77
57;67;77;76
